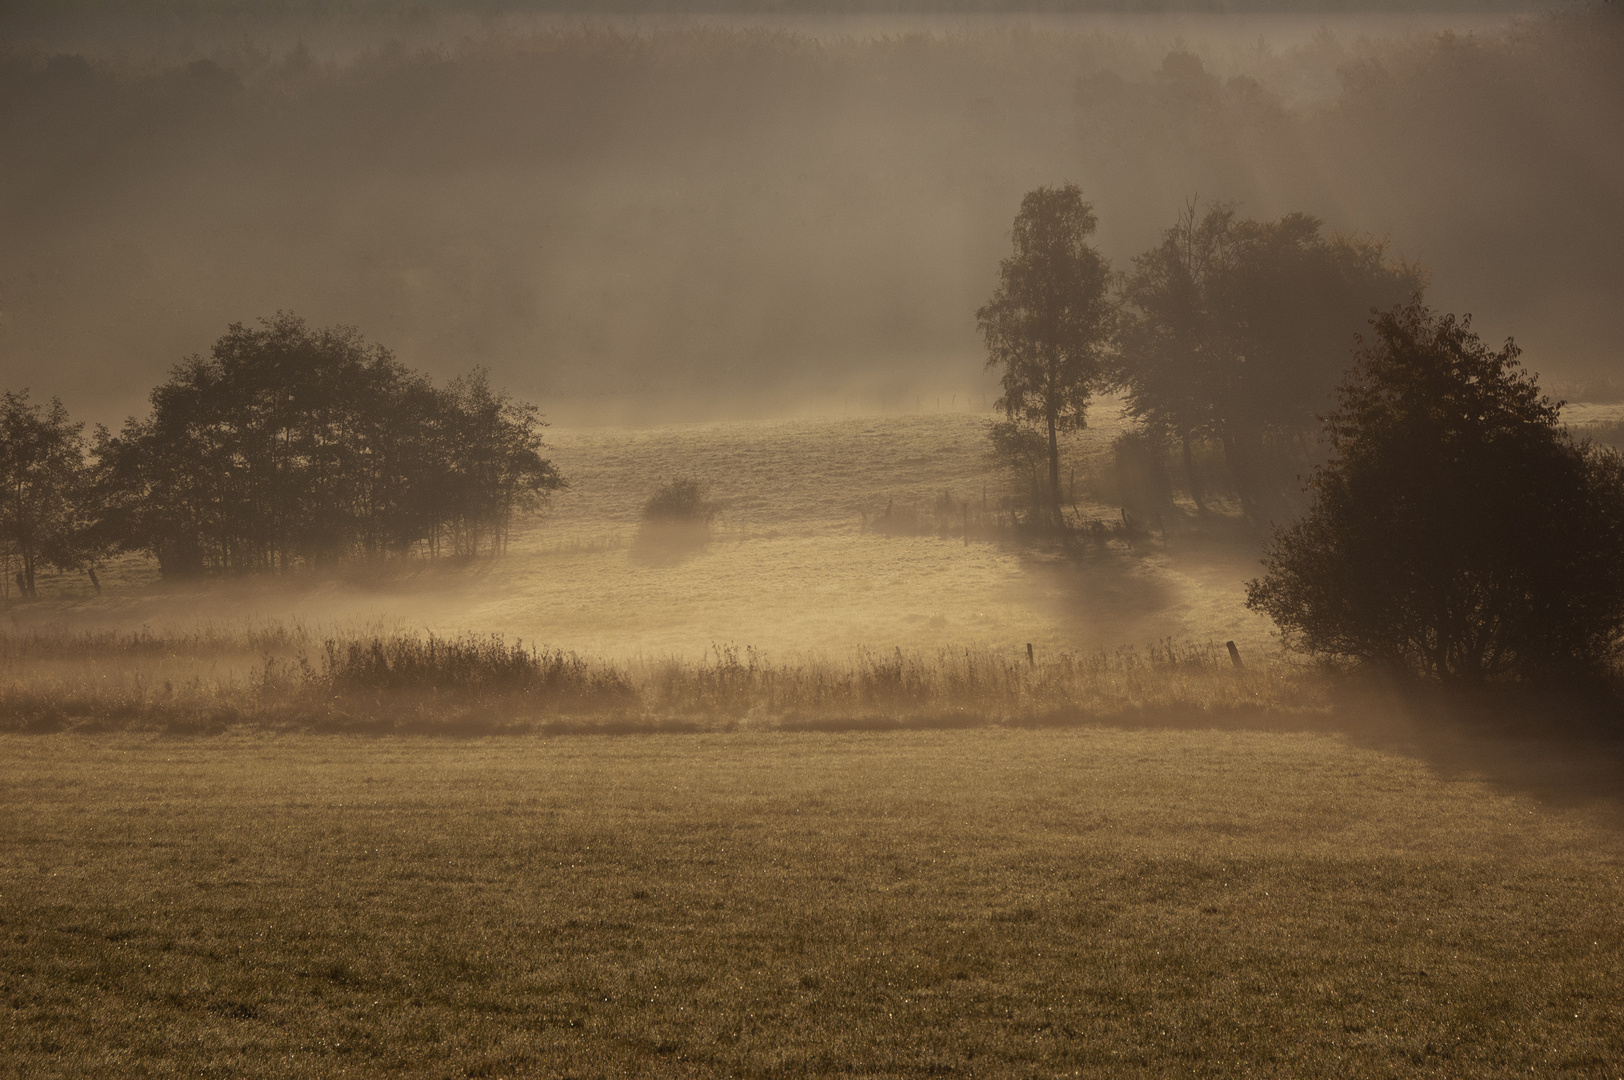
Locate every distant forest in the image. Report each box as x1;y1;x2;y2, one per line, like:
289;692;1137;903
0;4;1617;421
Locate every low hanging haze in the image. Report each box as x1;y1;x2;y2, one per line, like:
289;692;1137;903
2;0;1617;429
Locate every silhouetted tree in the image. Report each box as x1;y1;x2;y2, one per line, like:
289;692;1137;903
1113;202;1229;514
978;184;1115;526
96;314;562;575
1117;204;1421;518
1247;301;1624;684
0;389;90;597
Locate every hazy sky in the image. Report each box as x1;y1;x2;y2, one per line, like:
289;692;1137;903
1;2;1617;425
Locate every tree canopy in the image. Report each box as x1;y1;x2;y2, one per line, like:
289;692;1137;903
0;389;92;597
1246;300;1624;684
93;313;562;577
1116;204;1422;518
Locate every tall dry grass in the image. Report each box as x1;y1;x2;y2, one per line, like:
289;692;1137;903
640;640;1321;727
0;626;1324;735
0;621;315;660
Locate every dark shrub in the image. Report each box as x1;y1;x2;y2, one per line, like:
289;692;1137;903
640;478;717;526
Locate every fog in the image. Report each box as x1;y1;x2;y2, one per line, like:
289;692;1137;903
1;3;1618;428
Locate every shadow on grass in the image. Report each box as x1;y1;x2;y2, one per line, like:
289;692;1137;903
761;682;1624;816
1015;701;1338;733
628;521;712;567
1323;682;1624;813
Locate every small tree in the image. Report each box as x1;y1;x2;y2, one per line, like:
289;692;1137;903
977;184;1114;526
1246;300;1624;683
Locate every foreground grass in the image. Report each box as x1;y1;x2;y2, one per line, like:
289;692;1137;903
2;729;1622;1078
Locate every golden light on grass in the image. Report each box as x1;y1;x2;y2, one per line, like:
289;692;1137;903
3;729;1620;1075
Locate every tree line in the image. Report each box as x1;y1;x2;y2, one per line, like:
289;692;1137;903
0;313;561;593
982;184;1624;688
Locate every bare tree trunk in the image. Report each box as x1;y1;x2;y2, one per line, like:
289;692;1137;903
1181;428;1207;515
1222;430;1262;521
1046;409;1062;529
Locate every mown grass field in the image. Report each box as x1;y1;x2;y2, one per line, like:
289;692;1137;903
4;727;1623;1078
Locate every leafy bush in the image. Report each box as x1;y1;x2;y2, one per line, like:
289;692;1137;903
640;478;717;527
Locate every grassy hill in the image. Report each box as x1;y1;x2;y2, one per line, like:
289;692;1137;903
5;408;1275;663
